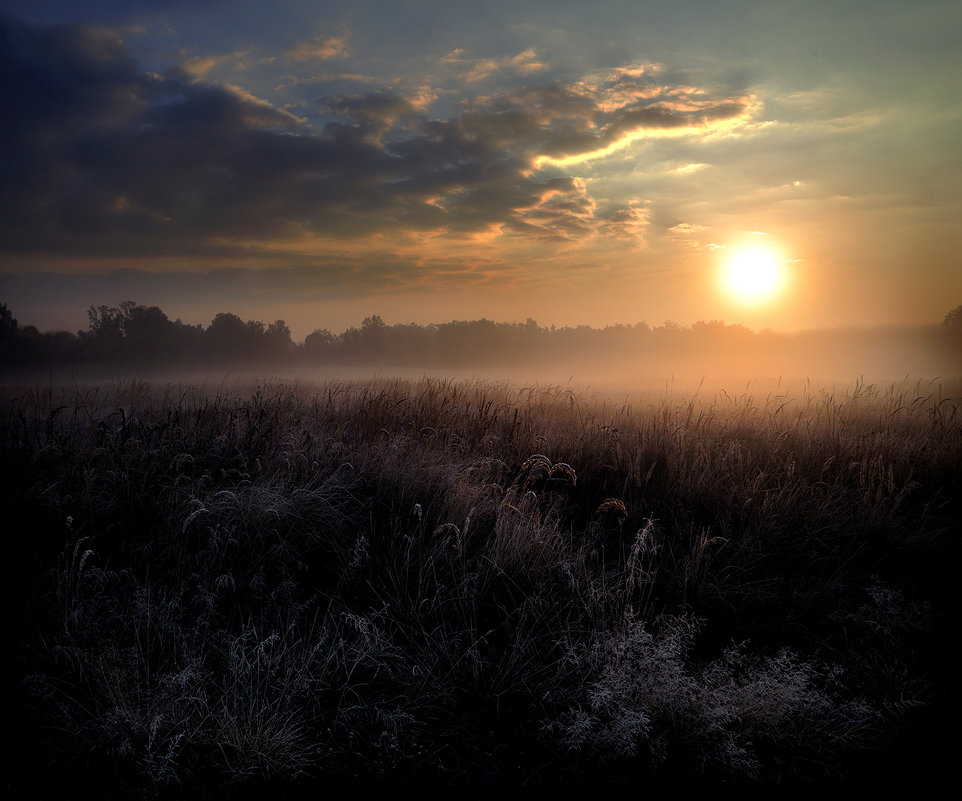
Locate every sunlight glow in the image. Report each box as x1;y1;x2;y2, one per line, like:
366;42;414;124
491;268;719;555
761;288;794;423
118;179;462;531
718;245;787;305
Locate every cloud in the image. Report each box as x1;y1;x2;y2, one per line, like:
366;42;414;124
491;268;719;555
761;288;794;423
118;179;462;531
602;207;650;244
673;162;709;174
455;75;750;169
524;68;754;166
223;84;307;124
275;72;379;91
285;35;348;63
463;50;547;83
511;178;598;241
668;222;706;234
180;49;255;79
321;90;422;142
0;13;753;268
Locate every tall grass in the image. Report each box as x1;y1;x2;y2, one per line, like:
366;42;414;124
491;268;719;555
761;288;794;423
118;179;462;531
2;375;959;794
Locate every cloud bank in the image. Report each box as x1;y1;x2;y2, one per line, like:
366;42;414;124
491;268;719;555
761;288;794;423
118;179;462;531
0;12;752;269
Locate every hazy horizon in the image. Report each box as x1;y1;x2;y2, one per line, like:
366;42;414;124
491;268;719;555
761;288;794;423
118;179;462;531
3;298;959;344
4;300;958;396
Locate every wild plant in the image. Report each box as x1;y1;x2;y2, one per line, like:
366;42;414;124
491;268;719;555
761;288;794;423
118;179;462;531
2;374;958;793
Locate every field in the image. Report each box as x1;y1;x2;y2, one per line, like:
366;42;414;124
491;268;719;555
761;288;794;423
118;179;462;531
2;374;960;797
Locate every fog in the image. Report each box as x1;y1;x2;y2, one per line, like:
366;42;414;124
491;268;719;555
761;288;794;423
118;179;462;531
4;342;958;410
2;300;959;402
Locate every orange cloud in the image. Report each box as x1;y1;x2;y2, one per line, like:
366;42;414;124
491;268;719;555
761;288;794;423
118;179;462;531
464;50;547;83
181;49;255;79
286;35;349;62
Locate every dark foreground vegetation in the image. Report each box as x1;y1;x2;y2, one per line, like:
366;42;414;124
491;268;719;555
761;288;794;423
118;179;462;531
2;375;960;797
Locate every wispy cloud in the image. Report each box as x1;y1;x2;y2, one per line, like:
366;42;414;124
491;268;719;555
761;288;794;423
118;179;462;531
668;223;706;234
602;207;650;245
275;72;380;91
462;49;548;83
180;49;256;79
673;162;709;174
285;35;349;62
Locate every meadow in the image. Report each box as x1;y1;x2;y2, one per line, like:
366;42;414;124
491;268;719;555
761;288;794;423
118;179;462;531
2;374;960;797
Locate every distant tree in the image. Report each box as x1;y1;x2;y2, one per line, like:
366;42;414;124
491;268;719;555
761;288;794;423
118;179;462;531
339;325;363;357
123;304;175;360
358;314;387;359
388;322;436;364
944;305;962;334
0;302;16;336
264;319;294;358
42;330;81;363
437;319;502;364
0;303;18;365
203;312;295;363
206;312;252;360
514;318;545;358
305;328;336;359
13;325;42;364
86;303;126;358
170;319;205;361
942;305;962;366
208;312;246;333
81;301;183;363
651;320;687;355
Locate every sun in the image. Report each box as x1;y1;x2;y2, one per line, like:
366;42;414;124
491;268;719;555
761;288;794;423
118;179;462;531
718;245;786;305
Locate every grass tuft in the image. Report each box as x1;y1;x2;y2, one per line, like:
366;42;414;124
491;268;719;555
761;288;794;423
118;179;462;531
2;375;959;794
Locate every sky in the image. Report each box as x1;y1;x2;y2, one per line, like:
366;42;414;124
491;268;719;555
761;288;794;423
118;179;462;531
1;0;960;340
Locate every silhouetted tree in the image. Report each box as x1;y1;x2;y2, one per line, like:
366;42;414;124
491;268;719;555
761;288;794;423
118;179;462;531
360;314;387;358
264;319;294;358
304;328;336;359
339;315;389;361
85;303;126;359
0;303;17;366
0;303;16;336
942;305;962;367
944;305;962;334
437;319;504;364
206;312;253;361
124;304;175;360
6;298;962;375
388;322;437;364
43;330;81;363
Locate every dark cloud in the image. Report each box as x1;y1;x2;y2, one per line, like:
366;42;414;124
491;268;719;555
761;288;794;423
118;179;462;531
322;90;418;133
0;13;750;261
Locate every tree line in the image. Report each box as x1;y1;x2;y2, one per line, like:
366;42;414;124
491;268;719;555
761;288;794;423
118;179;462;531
1;300;960;374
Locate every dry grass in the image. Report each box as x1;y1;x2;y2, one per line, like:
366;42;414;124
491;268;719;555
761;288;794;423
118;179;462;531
2;374;960;794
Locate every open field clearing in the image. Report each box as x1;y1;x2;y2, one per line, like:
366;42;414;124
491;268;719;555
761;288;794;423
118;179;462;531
2;375;960;796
